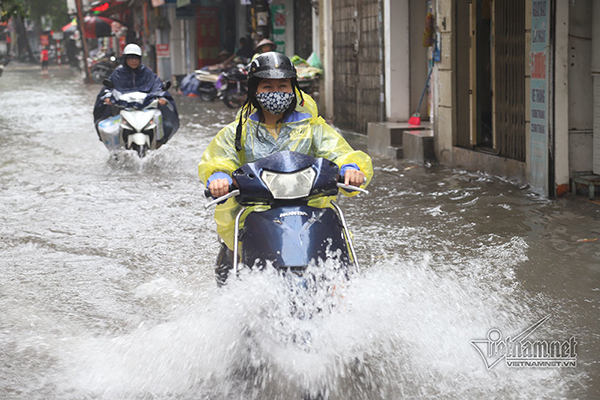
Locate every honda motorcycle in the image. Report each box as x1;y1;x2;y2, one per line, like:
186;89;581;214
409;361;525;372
95;79;179;157
204;151;367;278
205;152;367;398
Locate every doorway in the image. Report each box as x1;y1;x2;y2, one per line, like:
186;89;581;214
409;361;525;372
455;0;526;161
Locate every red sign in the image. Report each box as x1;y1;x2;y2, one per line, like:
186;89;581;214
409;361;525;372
196;7;220;68
156;44;170;58
91;2;109;13
40;34;49;46
531;52;546;80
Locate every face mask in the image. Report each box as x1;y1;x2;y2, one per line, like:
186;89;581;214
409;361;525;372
255;91;295;115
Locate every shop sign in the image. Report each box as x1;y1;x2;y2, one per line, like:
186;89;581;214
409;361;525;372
156;43;170;58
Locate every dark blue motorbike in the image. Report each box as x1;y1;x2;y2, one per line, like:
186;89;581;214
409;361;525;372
205;151;368;278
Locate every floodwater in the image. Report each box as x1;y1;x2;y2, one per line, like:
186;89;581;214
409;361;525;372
1;64;599;400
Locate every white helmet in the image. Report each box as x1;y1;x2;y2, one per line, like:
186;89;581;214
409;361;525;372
123;43;142;57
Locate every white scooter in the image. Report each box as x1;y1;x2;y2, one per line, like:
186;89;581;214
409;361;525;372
96;79;172;157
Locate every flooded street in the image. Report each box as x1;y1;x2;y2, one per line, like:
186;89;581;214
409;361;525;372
1;65;599;399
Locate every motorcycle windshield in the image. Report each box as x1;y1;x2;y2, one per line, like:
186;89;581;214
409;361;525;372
121;109;157;132
119;91;148;104
232;151;339;204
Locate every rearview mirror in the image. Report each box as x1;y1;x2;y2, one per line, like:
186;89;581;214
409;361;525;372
163;81;172;91
103;79;115;89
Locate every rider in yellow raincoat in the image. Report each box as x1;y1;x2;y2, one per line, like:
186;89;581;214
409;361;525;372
198;52;373;280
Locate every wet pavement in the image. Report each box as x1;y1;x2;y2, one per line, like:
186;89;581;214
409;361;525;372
1;63;599;399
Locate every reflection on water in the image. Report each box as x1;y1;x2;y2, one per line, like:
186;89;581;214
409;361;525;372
0;65;598;399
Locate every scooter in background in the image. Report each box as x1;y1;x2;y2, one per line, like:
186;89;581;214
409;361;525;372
216;64;248;109
95;79;177;157
89;51;120;84
194;69;220;101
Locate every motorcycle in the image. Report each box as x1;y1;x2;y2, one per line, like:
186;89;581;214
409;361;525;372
0;57;9;77
95;79;177;157
215;64;248;109
89;52;119;84
194;69;220;101
204;151;368;278
205;152;367;398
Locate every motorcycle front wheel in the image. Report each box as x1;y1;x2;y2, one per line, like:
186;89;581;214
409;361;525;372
130;143;148;158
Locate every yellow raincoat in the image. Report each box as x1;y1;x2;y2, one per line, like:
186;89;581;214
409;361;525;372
198;93;373;250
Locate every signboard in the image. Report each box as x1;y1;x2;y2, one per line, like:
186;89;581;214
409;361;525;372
197;7;220;68
52;31;64;40
40;34;49;46
156;43;170;58
530;0;550;195
270;4;286;54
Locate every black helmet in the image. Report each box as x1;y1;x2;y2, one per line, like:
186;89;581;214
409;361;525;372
235;51;305;152
248;51;296;80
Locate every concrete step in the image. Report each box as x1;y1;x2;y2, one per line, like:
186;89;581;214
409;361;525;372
367;121;433;162
402;129;435;163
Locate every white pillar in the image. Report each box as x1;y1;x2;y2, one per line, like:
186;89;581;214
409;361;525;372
284;0;294;57
312;3;320;60
592;1;600;174
555;0;570;186
384;0;410;121
321;0;334;120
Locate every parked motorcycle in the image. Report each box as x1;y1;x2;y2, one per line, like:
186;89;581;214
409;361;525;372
95;79;178;157
204;150;367;278
89;52;120;84
215;64;248;109
194;69;220;101
0;56;8;77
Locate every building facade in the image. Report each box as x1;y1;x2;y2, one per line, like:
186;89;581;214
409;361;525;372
83;0;600;199
315;0;598;199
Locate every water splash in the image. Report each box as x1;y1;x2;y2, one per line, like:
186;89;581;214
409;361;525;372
52;252;581;400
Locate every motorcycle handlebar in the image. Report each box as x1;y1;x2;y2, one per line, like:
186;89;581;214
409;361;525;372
203;179;368;199
337;175;369;195
204;184;237;198
204;187;240;209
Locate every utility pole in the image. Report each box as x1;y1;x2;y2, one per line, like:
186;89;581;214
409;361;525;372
75;0;92;83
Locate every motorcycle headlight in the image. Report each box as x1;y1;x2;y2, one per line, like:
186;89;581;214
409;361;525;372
261;167;316;199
